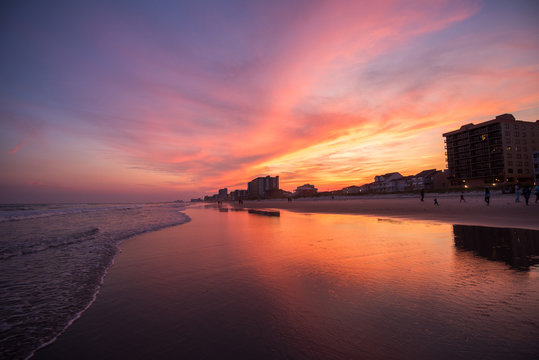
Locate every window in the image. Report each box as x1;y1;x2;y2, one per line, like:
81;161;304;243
517;169;523;174
508;168;513;173
507;161;513;166
514;132;520;137
506;146;511;151
481;134;487;141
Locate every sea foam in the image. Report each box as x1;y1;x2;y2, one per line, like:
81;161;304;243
0;202;190;360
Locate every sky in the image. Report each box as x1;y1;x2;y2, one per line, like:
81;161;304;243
1;0;539;203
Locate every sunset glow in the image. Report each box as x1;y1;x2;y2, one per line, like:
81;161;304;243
1;0;539;202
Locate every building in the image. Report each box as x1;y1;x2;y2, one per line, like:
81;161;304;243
295;184;318;197
413;169;439;190
342;186;361;195
247;176;279;198
372;172;403;192
229;189;248;201
443;114;539;187
218;188;228;200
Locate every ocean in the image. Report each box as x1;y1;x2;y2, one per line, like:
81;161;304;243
0;202;190;360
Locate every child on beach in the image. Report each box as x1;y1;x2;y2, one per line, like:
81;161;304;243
434;197;439;206
484;188;490;206
460;192;466;203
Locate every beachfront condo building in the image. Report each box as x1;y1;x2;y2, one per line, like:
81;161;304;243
247;176;279;198
443;113;539;187
294;184;318;197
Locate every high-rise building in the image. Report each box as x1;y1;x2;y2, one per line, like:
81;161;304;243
218;188;228;199
443;114;539;186
247;176;279;198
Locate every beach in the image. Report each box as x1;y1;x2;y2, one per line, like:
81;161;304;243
33;204;539;359
241;192;539;230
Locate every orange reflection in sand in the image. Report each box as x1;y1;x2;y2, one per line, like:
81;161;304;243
229;211;454;301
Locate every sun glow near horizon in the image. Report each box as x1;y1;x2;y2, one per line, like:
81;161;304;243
1;0;539;202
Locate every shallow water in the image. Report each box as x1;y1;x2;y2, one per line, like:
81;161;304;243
34;205;539;359
0;203;190;360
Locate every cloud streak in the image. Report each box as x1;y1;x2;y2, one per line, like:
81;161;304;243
1;0;538;201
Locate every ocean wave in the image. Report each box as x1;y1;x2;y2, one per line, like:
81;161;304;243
0;227;100;260
0;204;147;223
0;203;190;360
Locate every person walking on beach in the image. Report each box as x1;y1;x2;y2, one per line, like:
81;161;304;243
434;197;439;206
534;185;539;203
484;187;490;206
420;189;424;202
460;191;466;203
515;184;520;203
522;186;531;206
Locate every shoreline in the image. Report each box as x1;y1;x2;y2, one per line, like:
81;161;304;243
238;192;539;231
32;206;539;359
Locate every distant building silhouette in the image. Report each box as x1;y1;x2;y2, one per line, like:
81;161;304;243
248;176;279;198
359;169;450;193
295;184;318;197
229;189;248;201
372;172;403;192
443;114;539;187
342;186;361;195
218;188;228;200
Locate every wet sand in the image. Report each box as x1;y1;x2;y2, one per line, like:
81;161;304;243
241;192;539;230
33;206;539;359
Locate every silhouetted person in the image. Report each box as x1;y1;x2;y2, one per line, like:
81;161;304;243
535;185;539;203
460;191;466;203
288;197;292;202
420;189;424;202
484;187;490;206
434;197;439;206
522;186;531;205
515;184;520;203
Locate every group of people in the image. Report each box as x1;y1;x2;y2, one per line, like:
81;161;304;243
514;184;539;205
421;185;539;206
484;185;538;206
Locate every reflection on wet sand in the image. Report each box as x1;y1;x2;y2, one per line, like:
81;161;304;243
34;208;539;360
453;225;539;270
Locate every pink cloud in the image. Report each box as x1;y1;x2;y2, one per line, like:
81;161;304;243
5;0;539;202
8;141;26;155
